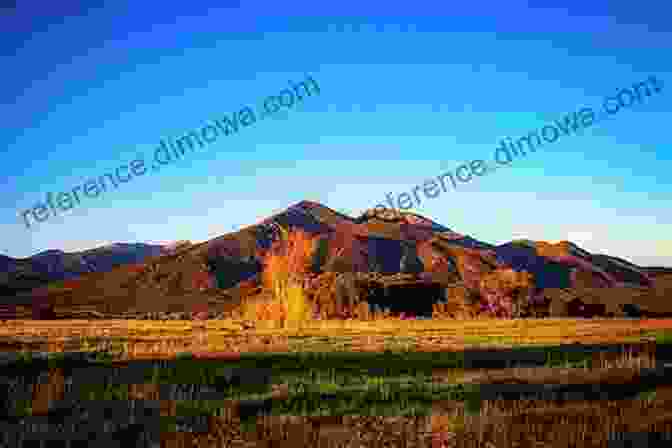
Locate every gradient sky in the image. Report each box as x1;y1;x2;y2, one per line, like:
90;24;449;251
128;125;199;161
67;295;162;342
2;1;670;266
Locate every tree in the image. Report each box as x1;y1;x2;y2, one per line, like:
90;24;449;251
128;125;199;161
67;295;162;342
206;254;260;290
367;251;383;273
334;273;358;317
621;303;642;318
549;297;569;317
310;236;330;274
261;226;315;326
477;268;534;319
326;250;353;273
400;242;424;275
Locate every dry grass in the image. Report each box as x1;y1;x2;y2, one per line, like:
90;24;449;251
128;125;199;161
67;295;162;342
158;391;672;448
0;319;671;359
430;393;672;447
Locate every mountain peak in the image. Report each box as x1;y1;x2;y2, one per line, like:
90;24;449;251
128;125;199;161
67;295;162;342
294;200;323;208
33;249;65;257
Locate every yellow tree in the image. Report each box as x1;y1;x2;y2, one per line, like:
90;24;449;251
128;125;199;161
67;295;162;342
261;225;316;327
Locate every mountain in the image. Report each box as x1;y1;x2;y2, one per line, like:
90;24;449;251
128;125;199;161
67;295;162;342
644;266;672;277
197;200;655;289
4;200;671;319
0;243;169;297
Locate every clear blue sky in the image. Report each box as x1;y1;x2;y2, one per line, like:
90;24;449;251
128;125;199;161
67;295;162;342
2;1;671;266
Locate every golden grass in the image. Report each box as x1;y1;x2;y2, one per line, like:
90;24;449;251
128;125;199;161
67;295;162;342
3;318;670;335
0;318;670;360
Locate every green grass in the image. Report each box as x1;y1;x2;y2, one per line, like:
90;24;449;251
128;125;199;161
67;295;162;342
6;354;667;420
9;338;665;375
654;331;672;345
12;399;32;417
636;389;657;401
544;347;595;369
5;374;450;417
317;381;340;394
383;335;416;352
6;339;668;419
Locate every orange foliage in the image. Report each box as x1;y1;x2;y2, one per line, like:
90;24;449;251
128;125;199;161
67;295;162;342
256;301;288;321
238;277;260;290
191;271;214;291
60;279;83;289
262;228;316;290
125;263;146;273
256;227;318;324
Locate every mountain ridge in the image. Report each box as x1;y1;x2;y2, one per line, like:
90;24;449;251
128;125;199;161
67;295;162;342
3;201;670;319
0;243;171;297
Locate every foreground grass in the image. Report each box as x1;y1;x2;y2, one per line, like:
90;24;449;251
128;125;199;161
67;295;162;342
8;363;667;420
6;335;671;444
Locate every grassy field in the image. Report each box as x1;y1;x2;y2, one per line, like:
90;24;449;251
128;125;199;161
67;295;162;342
3;335;671;447
3;319;672;446
1;318;671;359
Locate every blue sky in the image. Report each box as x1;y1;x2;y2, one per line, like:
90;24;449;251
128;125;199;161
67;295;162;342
2;1;670;266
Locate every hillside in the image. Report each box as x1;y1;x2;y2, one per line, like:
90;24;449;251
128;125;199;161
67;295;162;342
4;201;671;319
0;243;173;297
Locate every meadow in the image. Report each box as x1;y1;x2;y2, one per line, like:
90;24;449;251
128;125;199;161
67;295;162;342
0;317;670;357
2;321;672;447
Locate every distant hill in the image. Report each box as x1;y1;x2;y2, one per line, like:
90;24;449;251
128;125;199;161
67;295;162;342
0;243;169;297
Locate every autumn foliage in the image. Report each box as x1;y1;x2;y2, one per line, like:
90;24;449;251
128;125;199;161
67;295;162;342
478;268;534;318
262;227;316;289
255;301;288;321
257;226;316;325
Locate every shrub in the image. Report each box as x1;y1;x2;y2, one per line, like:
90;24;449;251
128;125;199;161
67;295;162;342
549;297;569;317
369;305;392;321
478;268;534;318
326;250;353;273
334;273;358;317
354;301;371;320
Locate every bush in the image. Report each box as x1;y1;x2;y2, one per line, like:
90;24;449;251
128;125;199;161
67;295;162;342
549;297;569;317
326;254;353;273
477;268;534;318
354;301;371;320
334;273;358;317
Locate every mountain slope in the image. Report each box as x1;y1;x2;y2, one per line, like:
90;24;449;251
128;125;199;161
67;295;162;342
0;243;169;297
6;200;669;318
